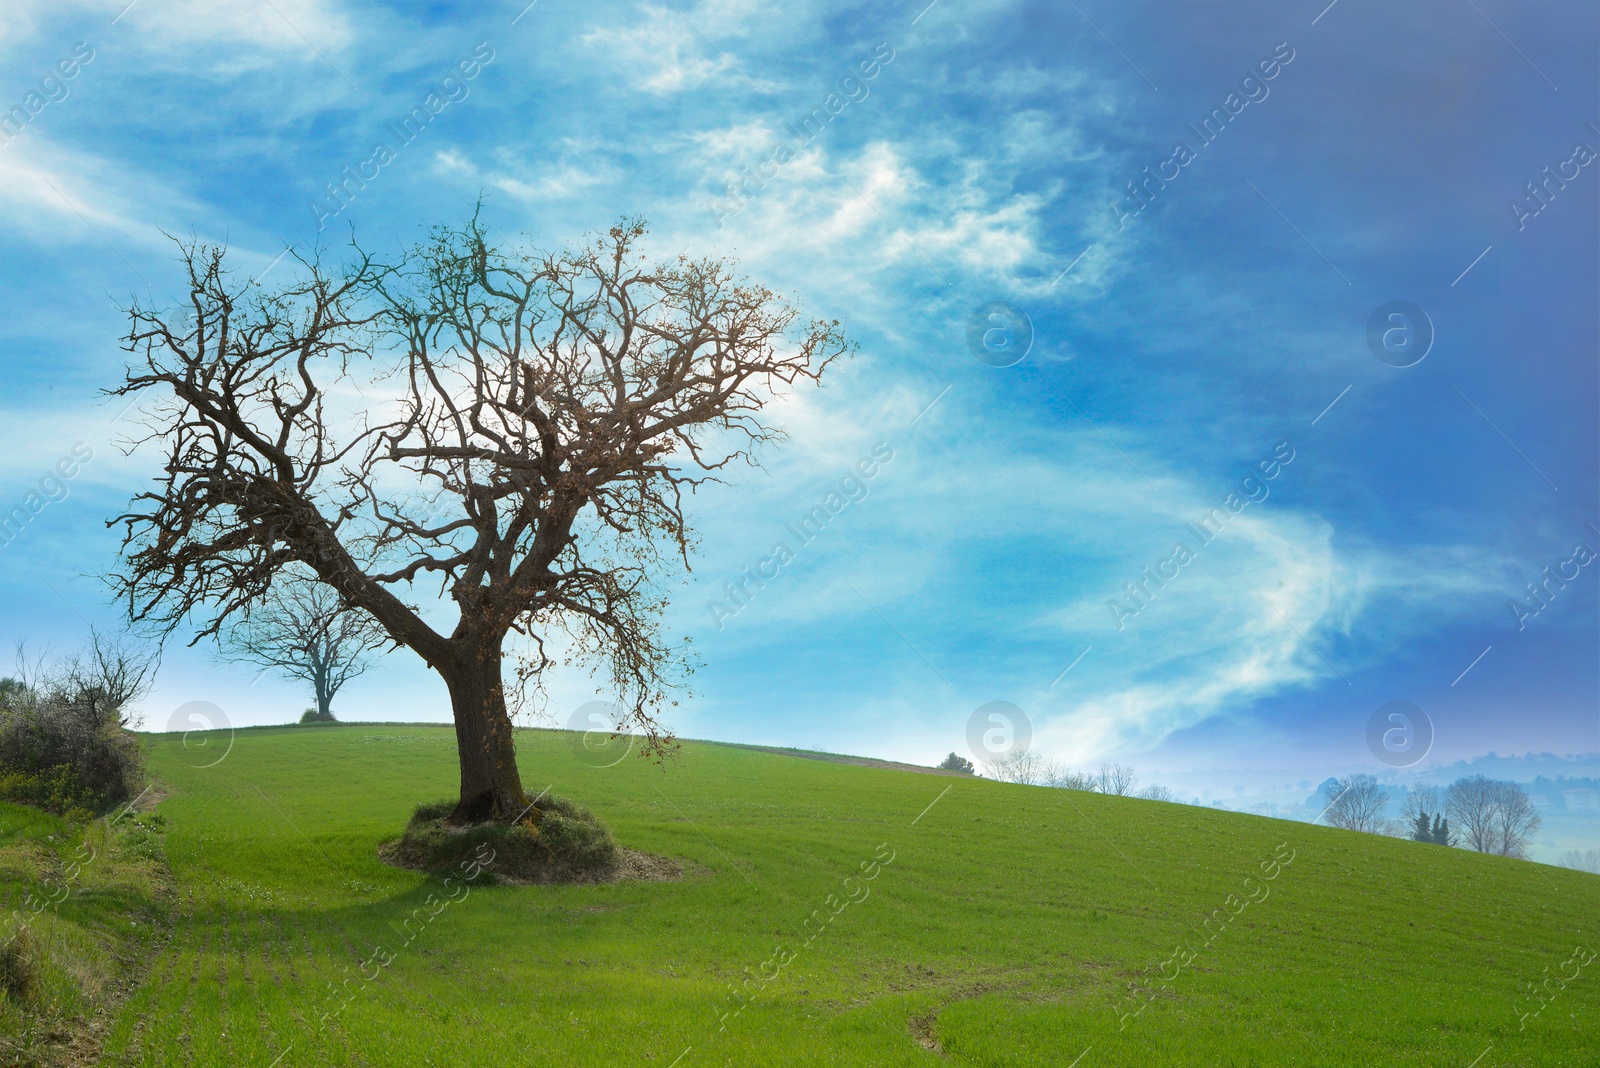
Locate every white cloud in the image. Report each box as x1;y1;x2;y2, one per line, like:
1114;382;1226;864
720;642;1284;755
0;137;176;249
584;3;741;94
59;0;352;58
432;145;614;203
678;384;1513;767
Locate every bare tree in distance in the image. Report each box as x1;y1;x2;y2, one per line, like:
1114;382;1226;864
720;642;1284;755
1136;783;1175;802
1047;767;1099;791
221;571;389;721
1399;783;1443;825
1558;848;1600;874
1446;776;1541;858
1321;774;1390;833
1096;763;1137;796
984;749;1051;785
1400;783;1445;842
1489;785;1541;858
109;215;848;823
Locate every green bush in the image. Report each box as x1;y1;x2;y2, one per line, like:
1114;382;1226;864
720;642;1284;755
386;794;622;884
0;766;101;823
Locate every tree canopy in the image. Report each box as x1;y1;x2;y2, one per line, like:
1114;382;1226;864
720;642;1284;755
110;215;848;820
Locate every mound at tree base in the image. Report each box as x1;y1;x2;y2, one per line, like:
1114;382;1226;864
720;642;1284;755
379;796;681;885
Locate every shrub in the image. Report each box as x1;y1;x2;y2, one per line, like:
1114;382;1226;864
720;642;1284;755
385;794;622;884
0;633;154;815
0;766;100;823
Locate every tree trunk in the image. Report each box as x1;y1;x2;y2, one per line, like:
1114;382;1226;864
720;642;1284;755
313;659;334;721
441;636;528;824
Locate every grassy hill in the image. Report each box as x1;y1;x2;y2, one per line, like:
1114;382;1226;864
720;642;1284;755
4;723;1597;1066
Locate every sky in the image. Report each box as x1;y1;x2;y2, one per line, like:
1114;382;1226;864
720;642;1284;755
0;0;1596;820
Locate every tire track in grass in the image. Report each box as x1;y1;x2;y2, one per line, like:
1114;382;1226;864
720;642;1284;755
296;913;377;1068
283;912;338;1065
213;906;236;1060
258;908;300;1050
140;894;210;1067
262;910;315;1067
234;907;280;1063
106;885;189;1062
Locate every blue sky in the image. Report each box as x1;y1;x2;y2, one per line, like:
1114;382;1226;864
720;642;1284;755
0;0;1595;797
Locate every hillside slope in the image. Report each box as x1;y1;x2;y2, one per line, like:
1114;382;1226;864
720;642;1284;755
73;725;1600;1066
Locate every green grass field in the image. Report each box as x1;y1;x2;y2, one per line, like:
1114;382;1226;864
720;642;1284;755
4;723;1598;1066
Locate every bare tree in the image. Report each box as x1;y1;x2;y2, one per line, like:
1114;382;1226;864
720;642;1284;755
984;749;1051;785
1446;776;1500;852
109;216;847;822
1046;767;1098;791
1446;776;1541;858
1096;763;1138;796
1136;784;1175;802
1321;774;1390;833
222;570;389;720
1399;783;1443;825
57;630;160;729
1558;848;1600;874
1489;785;1541;859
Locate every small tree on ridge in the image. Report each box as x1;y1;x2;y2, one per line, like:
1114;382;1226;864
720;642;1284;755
221;571;388;721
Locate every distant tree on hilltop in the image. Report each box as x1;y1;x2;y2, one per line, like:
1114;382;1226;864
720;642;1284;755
1321;774;1389;833
1558;848;1600;874
221;572;388;722
1096;763;1137;796
1446;776;1540;858
937;752;975;775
